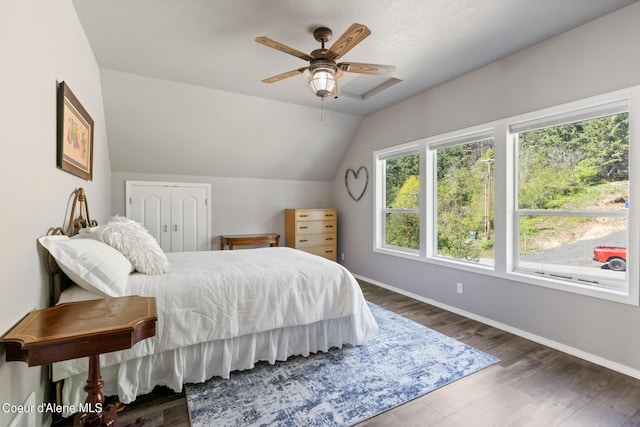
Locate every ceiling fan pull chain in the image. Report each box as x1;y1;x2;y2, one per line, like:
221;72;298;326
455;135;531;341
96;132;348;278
320;97;324;122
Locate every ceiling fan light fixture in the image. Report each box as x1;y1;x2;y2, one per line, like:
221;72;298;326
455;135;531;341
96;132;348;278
257;23;393;101
305;67;337;98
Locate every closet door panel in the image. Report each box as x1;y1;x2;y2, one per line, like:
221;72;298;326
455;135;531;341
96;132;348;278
128;186;172;252
170;187;208;252
127;181;210;253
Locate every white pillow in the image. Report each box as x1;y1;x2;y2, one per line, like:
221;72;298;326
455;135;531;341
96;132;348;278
75;226;135;273
94;216;170;275
38;235;132;297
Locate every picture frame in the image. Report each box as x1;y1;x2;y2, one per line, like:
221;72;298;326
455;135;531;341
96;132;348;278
57;81;94;181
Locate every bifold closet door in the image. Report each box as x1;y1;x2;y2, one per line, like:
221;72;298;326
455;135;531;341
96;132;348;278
170;186;208;252
127;183;209;253
128;185;172;252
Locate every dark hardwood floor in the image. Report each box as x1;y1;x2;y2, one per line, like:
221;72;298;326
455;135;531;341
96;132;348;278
55;280;640;426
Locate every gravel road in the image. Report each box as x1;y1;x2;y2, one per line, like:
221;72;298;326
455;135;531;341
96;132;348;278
520;231;626;267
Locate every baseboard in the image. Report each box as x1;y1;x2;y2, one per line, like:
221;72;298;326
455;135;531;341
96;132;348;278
355;273;640;381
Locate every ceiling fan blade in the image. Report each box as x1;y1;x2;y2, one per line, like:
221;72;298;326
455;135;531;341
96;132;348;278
255;36;313;62
261;68;307;84
326;23;371;61
337;62;396;76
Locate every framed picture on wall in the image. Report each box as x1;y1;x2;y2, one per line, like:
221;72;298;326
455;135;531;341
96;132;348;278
57;81;94;181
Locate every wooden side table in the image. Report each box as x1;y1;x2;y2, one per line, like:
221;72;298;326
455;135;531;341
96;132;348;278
220;233;280;250
1;296;157;427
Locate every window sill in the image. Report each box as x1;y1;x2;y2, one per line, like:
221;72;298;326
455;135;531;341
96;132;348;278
373;246;635;305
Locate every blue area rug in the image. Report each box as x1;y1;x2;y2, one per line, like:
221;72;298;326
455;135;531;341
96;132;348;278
185;303;499;426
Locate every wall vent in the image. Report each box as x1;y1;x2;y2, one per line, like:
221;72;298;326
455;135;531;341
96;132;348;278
339;76;402;100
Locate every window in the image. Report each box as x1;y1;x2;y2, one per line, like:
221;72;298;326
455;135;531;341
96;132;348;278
512;103;629;291
376;147;420;252
434;135;494;266
373;87;637;303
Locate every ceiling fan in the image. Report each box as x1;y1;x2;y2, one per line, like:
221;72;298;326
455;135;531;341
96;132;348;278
255;23;396;99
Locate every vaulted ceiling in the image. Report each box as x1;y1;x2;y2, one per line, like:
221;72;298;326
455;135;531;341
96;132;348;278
71;0;637;180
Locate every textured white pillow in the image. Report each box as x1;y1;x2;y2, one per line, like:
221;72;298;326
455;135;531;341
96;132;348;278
95;216;170;275
38;235;132;297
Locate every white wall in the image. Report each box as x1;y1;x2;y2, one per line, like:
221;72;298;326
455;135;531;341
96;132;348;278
111;172;332;249
333;3;640;374
100;69;364;182
0;1;111;426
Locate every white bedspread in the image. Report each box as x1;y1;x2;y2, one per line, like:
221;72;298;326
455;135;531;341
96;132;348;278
53;247;377;382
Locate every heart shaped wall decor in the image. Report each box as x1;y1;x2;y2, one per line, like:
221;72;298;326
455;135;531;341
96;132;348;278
345;166;368;201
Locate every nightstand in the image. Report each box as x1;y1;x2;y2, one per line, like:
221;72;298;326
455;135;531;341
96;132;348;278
1;296;157;427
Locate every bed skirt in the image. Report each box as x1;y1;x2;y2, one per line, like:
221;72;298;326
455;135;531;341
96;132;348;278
58;313;361;417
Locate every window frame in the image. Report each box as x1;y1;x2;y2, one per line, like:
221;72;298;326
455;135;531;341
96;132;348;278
372;85;639;305
374;143;421;256
510;100;631;298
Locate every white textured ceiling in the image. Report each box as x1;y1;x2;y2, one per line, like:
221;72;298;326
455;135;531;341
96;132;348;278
70;0;637;181
72;0;636;116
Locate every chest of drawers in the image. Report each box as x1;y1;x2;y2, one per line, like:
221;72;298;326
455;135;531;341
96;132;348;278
285;208;337;261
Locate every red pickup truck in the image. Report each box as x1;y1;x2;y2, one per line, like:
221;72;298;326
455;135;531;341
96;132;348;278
593;246;626;271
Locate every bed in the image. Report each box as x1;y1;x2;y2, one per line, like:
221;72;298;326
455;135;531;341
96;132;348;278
39;189;378;417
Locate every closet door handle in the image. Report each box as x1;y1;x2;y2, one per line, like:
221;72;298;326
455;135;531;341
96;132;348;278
164;225;168;232
173;225;178;232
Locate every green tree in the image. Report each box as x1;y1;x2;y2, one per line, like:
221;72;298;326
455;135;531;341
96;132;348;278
386;175;419;249
436;145;493;261
576;113;629;184
518;112;628;209
385;154;419;205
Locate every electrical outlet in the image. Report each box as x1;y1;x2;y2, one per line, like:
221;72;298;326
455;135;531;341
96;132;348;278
457;282;463;294
341;253;345;261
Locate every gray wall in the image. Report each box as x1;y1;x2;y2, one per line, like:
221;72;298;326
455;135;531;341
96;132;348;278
111;172;333;249
333;3;640;375
0;2;112;426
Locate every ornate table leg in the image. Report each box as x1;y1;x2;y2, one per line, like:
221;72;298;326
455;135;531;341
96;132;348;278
74;354;145;427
